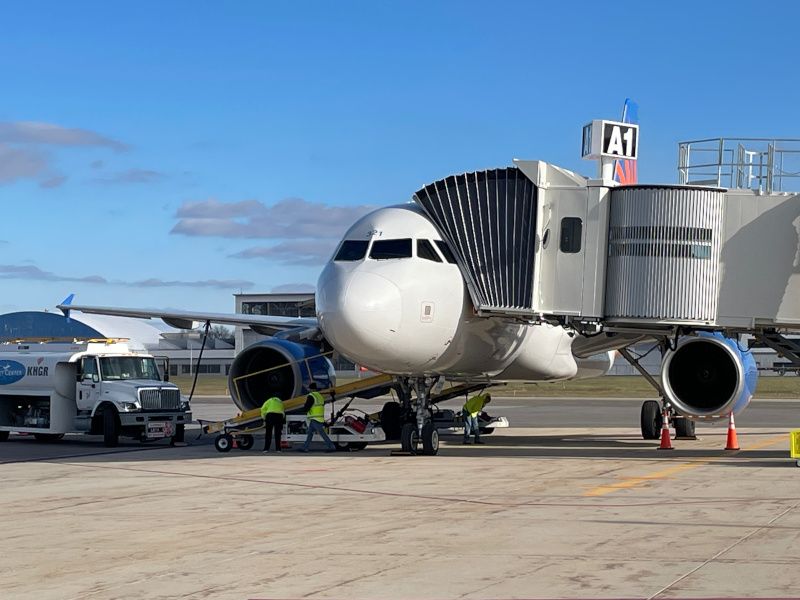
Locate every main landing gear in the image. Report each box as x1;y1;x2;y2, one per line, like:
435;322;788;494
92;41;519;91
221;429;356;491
397;377;440;455
618;347;697;441
640;399;696;440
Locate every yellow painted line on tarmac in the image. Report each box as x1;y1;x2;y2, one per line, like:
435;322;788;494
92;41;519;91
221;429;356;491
583;434;790;497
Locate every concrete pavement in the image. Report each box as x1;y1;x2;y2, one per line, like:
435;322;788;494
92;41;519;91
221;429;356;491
2;416;800;599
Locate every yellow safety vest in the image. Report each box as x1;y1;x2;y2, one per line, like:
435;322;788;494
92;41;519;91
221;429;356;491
463;394;488;418
261;397;285;419
307;391;325;422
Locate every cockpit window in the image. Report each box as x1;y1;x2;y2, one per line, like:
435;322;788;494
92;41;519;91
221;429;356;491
369;239;412;260
334;240;369;261
434;240;457;264
417;239;442;262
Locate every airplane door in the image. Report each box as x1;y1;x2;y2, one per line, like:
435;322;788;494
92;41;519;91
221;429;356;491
534;190;588;316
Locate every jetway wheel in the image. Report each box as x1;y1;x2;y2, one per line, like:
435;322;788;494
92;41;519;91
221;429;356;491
215;434;234;453
401;423;418;455
640;401;661;440
237;435;254;450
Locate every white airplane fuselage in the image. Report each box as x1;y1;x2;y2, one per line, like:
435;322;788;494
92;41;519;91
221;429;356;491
316;204;583;380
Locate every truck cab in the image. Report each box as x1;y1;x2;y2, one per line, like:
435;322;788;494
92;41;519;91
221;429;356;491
0;340;192;447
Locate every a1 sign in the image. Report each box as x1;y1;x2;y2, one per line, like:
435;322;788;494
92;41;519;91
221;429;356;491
581;119;639;161
602;121;638;159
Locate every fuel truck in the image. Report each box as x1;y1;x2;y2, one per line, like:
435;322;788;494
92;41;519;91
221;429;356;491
0;340;191;447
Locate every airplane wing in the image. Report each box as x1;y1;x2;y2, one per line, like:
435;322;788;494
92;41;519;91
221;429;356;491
57;296;321;340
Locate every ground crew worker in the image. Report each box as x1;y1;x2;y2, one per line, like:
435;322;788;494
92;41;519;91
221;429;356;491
260;396;285;453
298;383;336;452
462;393;491;444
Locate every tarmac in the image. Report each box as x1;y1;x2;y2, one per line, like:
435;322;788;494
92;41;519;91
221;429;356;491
2;400;800;600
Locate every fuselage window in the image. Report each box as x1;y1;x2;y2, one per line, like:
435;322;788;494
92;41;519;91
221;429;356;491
334;240;369;261
559;217;583;254
417;239;442;262
370;238;412;260
434;240;457;264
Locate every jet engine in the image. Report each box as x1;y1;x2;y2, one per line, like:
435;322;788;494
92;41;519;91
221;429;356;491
660;332;757;419
228;339;335;411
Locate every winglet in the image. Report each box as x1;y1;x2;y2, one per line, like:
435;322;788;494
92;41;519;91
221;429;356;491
60;294;75;322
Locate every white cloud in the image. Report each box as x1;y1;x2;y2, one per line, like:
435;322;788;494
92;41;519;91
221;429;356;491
0;144;49;184
231;240;336;266
0;265;254;290
271;283;316;293
92;168;167;185
0;121;130;151
171;197;376;240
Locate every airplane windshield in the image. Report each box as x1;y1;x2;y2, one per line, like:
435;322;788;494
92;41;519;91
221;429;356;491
334;240;369;261
370;239;412;260
435;240;457;264
417;239;442;262
99;357;162;381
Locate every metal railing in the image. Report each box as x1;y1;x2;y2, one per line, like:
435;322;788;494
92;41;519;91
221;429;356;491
678;138;800;193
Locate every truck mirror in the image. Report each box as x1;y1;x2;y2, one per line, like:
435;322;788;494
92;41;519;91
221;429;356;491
93;373;99;383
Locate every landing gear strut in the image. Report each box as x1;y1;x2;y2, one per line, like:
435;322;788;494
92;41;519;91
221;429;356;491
398;377;439;455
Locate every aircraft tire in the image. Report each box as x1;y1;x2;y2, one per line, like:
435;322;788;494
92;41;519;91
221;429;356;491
421;422;439;455
103;406;119;448
401;423;418;455
0;431;9;442
381;402;403;440
215;434;234;453
237;434;254;450
674;417;696;438
640;400;661;440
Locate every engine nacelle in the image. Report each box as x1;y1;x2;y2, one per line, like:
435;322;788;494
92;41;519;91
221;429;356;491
661;332;757;419
228;339;335;412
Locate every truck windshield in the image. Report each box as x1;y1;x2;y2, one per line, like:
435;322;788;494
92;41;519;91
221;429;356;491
99;357;162;381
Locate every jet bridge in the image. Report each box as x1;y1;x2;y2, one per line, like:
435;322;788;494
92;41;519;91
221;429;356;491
413;149;800;336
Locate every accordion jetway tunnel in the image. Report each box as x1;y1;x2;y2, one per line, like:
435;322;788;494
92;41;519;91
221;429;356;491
413;158;800;438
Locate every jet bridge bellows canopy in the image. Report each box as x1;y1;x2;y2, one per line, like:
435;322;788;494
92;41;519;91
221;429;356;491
413;167;537;314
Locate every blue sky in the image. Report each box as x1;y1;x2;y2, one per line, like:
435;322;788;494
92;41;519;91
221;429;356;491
2;0;799;316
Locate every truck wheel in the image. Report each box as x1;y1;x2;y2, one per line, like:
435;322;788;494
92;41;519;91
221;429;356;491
215;434;234;453
334;441;351;451
0;431;9;442
103;407;119;448
170;423;185;445
34;434;65;442
237;435;254;450
479;427;494;435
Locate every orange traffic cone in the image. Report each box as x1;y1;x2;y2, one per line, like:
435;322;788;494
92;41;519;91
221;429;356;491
658;410;674;450
725;412;739;450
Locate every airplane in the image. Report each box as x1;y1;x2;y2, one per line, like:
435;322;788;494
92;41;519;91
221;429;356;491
57;108;759;456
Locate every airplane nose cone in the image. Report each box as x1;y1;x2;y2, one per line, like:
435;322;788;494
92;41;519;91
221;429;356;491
318;269;402;363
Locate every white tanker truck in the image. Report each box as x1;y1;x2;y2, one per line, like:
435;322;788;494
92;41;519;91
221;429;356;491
0;340;191;447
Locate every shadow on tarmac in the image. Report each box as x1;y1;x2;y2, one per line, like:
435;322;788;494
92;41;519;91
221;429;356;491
0;427;793;468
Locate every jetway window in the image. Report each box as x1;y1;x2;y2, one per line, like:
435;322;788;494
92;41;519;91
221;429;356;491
560;217;582;253
417;239;442;262
434;240;457;264
334;240;369;262
370;239;412;260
